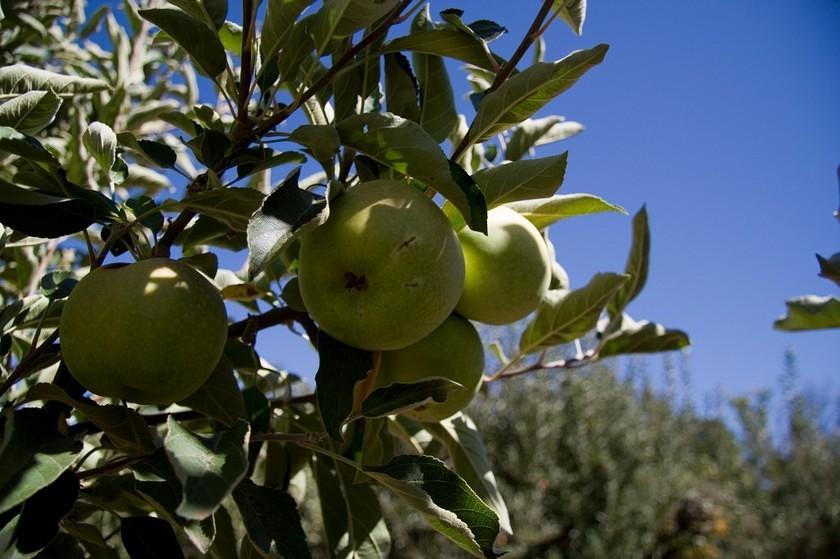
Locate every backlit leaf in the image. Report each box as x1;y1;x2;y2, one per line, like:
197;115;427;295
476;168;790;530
505;193;626;228
139;8;228;77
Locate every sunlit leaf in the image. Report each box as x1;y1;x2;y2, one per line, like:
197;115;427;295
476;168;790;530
0;64;109;94
774;295;840;331
505;193;626;228
0;91;61;134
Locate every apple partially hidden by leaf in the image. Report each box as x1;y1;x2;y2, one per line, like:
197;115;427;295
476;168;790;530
373;314;485;423
60;258;228;404
298;180;465;351
456;206;551;325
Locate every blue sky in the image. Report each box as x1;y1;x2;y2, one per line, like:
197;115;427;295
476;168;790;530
95;1;840;399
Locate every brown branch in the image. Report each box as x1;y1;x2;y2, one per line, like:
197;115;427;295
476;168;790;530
227;306;318;347
484;352;596;383
0;331;60;398
236;0;257;123
251;0;413;139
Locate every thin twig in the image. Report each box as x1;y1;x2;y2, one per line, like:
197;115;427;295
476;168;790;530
236;0;257;123
76;453;151;481
484;352;596;383
228;306;319;347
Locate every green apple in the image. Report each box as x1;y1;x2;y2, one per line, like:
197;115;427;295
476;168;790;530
456;206;550;324
298;180;464;350
372;314;484;423
60;258;228;404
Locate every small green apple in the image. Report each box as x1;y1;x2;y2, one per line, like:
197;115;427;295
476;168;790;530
456;206;550;325
298;180;464;350
372;314;484;423
60;258;228;404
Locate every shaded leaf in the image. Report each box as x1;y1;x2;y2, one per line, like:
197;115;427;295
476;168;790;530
289;124;341;163
366;455;499;558
465;45;608;144
599;315;690;357
411;5;458;142
316;331;373;441
0;408;82;515
774;296;840;331
232;479;311;558
25;384;155;455
121;516;185;559
608;206;649;315
336;112;487;232
474;153;567;207
520;273;630;353
313;457;391;558
246;168;329;279
0;125;60;165
177;187;265;232
139;8;228;77
0;91;61;134
310;0;399;53
361;379;463;418
164;417;250;521
117;133;177;168
385;53;420;122
0;181;108;238
0;64;109;94
425;413;512;535
12;470;78;554
179;355;248;426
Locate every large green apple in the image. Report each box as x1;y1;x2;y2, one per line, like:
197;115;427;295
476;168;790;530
456;206;550;324
60;258;228;404
297;180;464;350
372;314;485;423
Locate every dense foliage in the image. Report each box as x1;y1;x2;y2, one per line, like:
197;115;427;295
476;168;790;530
0;0;694;557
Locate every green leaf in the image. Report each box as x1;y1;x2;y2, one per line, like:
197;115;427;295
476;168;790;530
205;0;228;29
425;414;512;535
164;417;250;521
411;6;458;143
246;168;329;279
520;273;630;353
365;455;500;558
314;458;390;558
0;91;61;134
260;0;313;61
0;408;82;515
121;516;185;559
505;193;626;228
0;178;109;238
384;30;504;72
505;116;583;161
552;0;587;35
0;125;60;165
82;121;117;174
465;45;608;144
474;153;567;207
336;112;487;232
219;20;242;54
599;315;690;357
385;53;421;122
310;0;399;53
817;253;840;287
234;149;307;180
139;8;228;77
774;295;840;331
315;332;373;441
232;479;311;558
179;355;248;426
11;470;78;555
0;64;110;95
117;133;177;168
288;124;341;163
361;379;463;419
177;187;265;232
608;206;649;315
25;384;155;455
